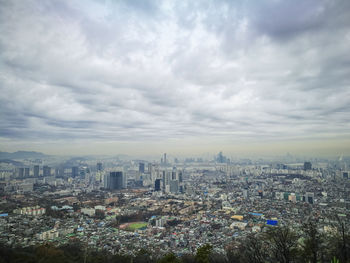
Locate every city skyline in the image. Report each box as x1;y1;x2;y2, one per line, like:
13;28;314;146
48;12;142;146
1;0;350;156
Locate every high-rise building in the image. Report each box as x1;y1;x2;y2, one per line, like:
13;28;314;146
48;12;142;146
43;166;51;177
139;163;145;173
304;162;312;171
18;168;24;178
343;172;349;179
103;173;109;189
164;153;167;164
178;171;183;183
155;179;161;191
179;185;184;193
34;165;40;177
123;173;128;188
24;168;30;177
55;167;64;177
97;162;103;171
162;171;166;191
72;167;79;177
106;172;123;190
217;151;227;163
169;180;179;193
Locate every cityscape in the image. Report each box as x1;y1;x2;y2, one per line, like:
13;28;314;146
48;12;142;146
0;151;350;262
1;0;350;262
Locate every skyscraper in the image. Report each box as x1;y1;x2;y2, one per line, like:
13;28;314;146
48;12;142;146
43;166;51;177
178;171;183;183
171;171;176;180
139;163;145;173
72;167;79;177
24;167;30;177
55;167;64;177
18;168;24;178
34;165;40;177
155;179;161;191
170;180;179;193
107;172;123;190
162;171;166;191
97;162;103;171
304;162;312;170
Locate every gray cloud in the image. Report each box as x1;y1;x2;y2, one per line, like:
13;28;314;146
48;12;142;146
0;0;350;154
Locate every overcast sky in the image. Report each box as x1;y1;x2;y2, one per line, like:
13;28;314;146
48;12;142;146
1;0;350;157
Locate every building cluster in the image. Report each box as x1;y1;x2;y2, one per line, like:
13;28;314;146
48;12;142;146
13;206;46;216
0;154;349;256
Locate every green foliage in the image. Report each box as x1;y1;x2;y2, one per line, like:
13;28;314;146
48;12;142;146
299;221;324;263
180;253;196;263
158;253;181;263
0;221;349;263
331;256;339;263
195;244;212;263
35;244;66;263
127;222;148;231
134;248;154;263
111;253;132;263
225;247;241;263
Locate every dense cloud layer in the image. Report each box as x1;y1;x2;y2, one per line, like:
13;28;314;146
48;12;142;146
1;0;350;154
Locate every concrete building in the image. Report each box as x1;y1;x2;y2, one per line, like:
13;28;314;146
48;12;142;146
18;168;24;178
304;162;312;170
43;166;51;177
72;166;79;177
170;180;179;194
155;179;161;191
24;168;30;178
105;172;123;190
139;163;145;173
97;162;103;171
34;165;40;177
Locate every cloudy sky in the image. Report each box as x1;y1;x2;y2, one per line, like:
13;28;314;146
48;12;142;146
1;0;350;157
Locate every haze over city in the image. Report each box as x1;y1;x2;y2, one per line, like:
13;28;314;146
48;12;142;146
1;0;350;156
2;2;350;262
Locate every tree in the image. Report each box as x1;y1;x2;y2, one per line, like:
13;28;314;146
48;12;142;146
111;253;132;263
35;244;67;263
240;234;268;263
157;253;180;263
209;252;227;263
225;246;241;263
330;216;350;263
264;226;299;263
60;241;84;262
181;253;196;263
134;248;154;263
300;221;323;263
195;244;213;263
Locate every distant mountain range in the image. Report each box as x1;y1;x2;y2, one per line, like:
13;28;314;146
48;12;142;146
0;151;49;159
0;159;24;166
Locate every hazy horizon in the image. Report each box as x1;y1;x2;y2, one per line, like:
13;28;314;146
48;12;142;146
1;0;350;156
1;137;349;159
